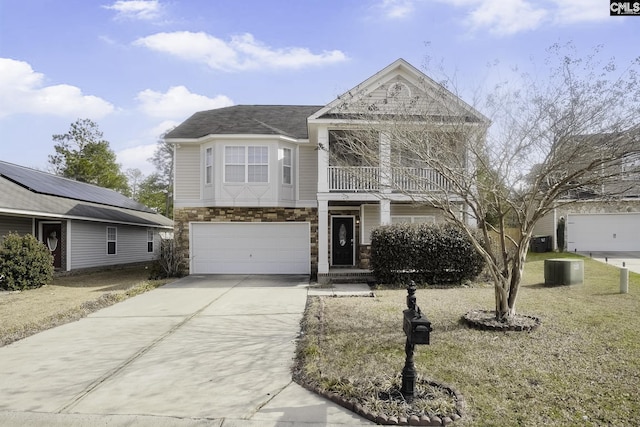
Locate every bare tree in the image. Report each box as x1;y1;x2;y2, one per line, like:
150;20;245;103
329;44;640;322
125;168;144;199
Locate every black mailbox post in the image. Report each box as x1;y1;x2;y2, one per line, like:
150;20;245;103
401;281;432;401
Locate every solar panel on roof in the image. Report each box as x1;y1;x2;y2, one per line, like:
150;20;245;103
0;161;153;213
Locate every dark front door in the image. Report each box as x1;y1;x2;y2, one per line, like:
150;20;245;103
42;223;62;269
332;217;354;266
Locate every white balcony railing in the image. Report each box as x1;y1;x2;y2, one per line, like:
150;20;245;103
327;166;453;192
328;166;380;191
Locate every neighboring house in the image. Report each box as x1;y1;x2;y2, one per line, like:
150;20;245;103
166;59;489;278
533;130;640;252
0;161;174;272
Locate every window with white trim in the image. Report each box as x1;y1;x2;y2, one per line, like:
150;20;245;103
147;229;154;253
622;152;640;181
225;146;245;182
205;147;213;184
224;146;269;183
282;148;292;184
107;227;117;255
391;216;435;224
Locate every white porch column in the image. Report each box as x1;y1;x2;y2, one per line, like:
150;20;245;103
317;126;329;193
318;200;329;274
380;199;391;225
379;131;391;193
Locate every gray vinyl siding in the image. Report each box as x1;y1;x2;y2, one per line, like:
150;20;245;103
0;215;33;242
299;145;318;201
70;221;158;269
174;144;201;200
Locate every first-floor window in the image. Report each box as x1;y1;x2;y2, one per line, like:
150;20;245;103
107;227;117;255
391;216;435;224
147;229;154;253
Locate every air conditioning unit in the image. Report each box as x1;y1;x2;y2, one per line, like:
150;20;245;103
544;259;584;286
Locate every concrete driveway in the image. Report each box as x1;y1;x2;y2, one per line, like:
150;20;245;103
578;251;640;274
0;275;374;426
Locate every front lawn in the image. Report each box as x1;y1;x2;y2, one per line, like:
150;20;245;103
295;253;640;426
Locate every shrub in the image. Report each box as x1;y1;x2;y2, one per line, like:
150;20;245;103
370;223;485;286
0;232;54;291
148;238;187;279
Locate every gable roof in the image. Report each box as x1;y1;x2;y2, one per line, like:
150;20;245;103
165;105;323;140
309;58;489;124
0;161;172;228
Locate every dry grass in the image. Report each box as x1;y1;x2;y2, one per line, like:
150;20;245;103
0;266;171;347
296;253;640;426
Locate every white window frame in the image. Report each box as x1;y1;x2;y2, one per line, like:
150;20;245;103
147;229;154;253
205;147;213;185
622;152;640;181
107;227;117;255
224;145;269;183
282;147;292;185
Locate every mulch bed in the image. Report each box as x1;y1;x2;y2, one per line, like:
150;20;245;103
463;310;541;332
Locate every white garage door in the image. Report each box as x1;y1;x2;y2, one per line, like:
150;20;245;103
567;213;640;252
190;222;310;274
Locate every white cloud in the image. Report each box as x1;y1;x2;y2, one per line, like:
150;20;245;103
464;0;548;35
443;0;609;35
117;143;157;175
0;58;114;119
551;0;607;24
103;0;162;21
378;0;415;19
136;86;233;119
150;120;180;138
134;31;348;71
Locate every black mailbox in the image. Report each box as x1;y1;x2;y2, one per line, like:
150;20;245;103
403;309;432;345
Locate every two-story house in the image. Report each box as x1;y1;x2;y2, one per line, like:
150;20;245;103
532;128;640;252
166;59;489;278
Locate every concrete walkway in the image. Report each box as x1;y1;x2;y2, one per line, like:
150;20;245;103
0;275;375;426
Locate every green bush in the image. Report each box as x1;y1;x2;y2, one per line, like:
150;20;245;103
370;223;485;286
0;232;54;291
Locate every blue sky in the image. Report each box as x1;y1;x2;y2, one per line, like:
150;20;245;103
0;0;637;177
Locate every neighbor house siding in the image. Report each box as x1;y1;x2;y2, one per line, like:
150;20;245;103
70;221;158;270
0;215;33;242
174;145;201;201
299;145;318;201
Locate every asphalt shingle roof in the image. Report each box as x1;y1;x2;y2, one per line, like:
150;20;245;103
165;105;323;140
0;161;151;212
0;162;173;228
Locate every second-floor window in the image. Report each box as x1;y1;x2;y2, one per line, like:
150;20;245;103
283;148;292;184
225;146;269;183
205;147;213;184
622;152;640;181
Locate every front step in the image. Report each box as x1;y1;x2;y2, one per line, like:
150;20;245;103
317;270;375;285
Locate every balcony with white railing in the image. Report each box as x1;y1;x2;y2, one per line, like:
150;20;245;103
327;166;454;192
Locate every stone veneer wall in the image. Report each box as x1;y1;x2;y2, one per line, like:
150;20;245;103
174;207;319;276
